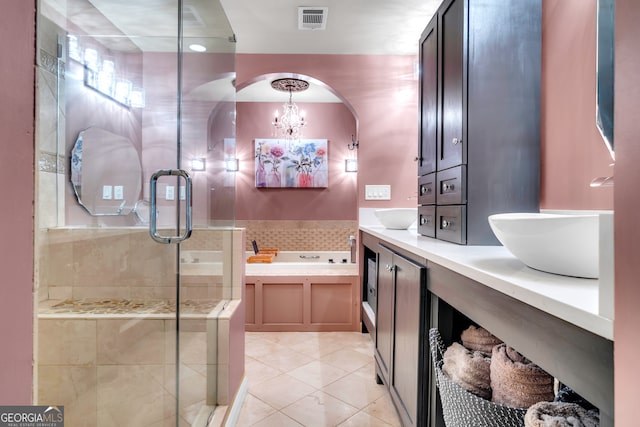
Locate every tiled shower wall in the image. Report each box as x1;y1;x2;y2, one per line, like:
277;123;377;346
39;228;237;302
237;220;358;252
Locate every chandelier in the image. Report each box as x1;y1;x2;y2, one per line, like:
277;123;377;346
271;78;309;141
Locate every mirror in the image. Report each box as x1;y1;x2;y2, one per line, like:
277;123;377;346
70;127;142;216
596;0;614;158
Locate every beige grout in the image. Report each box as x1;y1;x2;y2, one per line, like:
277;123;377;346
238;331;400;427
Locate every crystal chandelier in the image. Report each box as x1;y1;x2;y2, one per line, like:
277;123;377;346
271;78;309;141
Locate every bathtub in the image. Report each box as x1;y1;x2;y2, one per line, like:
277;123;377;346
244;251;360;332
181;250;360;331
181;250;358;276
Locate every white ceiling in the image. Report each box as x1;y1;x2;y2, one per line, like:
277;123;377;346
224;0;441;102
219;0;441;55
46;0;441;102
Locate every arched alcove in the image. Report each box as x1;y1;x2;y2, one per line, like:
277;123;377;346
234;72;359;223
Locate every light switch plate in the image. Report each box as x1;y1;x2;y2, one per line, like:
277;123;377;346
102;185;113;200
113;185;124;200
365;184;391;200
165;185;175;201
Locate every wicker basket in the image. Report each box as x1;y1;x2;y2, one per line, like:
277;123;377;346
429;328;527;427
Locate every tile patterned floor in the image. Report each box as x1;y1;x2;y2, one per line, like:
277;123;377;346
236;331;402;427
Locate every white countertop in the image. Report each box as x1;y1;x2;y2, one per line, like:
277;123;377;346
360;225;613;340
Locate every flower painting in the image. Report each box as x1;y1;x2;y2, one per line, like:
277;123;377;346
255;139;328;188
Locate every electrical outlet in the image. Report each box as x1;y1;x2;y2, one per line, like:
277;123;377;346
365;185;391;200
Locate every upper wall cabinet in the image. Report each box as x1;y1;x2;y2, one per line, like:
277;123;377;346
418;0;542;245
439;0;464;171
419;17;438;176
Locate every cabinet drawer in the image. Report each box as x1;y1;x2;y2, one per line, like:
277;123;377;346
437;165;466;205
436;205;466;244
418;205;436;238
418;173;436;205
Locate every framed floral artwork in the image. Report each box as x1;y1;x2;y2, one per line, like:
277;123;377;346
255;139;328;188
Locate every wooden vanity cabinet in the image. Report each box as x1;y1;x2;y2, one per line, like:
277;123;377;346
418;0;542;245
374;243;428;427
361;231;614;427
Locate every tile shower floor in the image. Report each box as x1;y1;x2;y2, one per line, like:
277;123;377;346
236;331;402;427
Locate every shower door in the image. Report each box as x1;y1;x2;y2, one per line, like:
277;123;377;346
35;0;236;425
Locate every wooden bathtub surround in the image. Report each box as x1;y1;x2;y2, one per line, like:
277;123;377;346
245;274;360;332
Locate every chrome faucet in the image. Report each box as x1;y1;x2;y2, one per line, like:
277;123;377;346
348;235;357;263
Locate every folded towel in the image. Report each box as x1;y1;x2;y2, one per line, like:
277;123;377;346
525;401;600;427
442;342;492;400
461;325;503;354
490;344;554;408
246;254;274;263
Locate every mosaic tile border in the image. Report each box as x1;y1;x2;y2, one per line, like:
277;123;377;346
39;49;65;78
236;220;358;252
39;151;66;174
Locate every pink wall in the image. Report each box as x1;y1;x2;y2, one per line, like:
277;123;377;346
237;12;615;215
236;54;419;210
236;102;358;220
541;0;614;210
614;0;640;423
0;0;35;403
2;0;630;411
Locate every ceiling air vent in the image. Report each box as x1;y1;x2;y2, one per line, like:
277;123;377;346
298;7;328;30
183;5;205;28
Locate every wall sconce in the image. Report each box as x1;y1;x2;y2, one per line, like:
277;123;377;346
130;88;145;108
71;37;144;109
347;135;359;150
225;158;239;172
191;158;206;172
345;159;358;172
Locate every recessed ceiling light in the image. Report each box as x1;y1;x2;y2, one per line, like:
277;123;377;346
189;44;206;52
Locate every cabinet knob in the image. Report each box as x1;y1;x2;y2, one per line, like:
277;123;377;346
420;216;431;225
385;264;395;272
452;138;461;145
420;186;431;195
414;156;420;162
442;219;452;229
443;183;455;192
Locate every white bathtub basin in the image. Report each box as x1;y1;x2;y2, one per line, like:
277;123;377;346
488;213;599;278
374;208;417;230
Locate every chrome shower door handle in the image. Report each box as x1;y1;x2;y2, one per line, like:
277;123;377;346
149;169;192;244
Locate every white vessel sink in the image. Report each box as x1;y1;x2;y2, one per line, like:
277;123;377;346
374;208;417;230
488;213;599;278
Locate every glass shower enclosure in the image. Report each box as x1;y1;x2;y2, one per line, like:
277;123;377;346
35;0;239;425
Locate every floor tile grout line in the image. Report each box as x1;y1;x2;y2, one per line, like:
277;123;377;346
241;331;401;427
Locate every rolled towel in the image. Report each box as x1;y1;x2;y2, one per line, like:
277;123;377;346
461;325;503;354
442;342;492;400
490;344;555;408
525;401;600;427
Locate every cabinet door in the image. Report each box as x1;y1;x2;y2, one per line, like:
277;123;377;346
419;16;438;176
375;246;394;385
439;0;465;171
391;252;426;427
